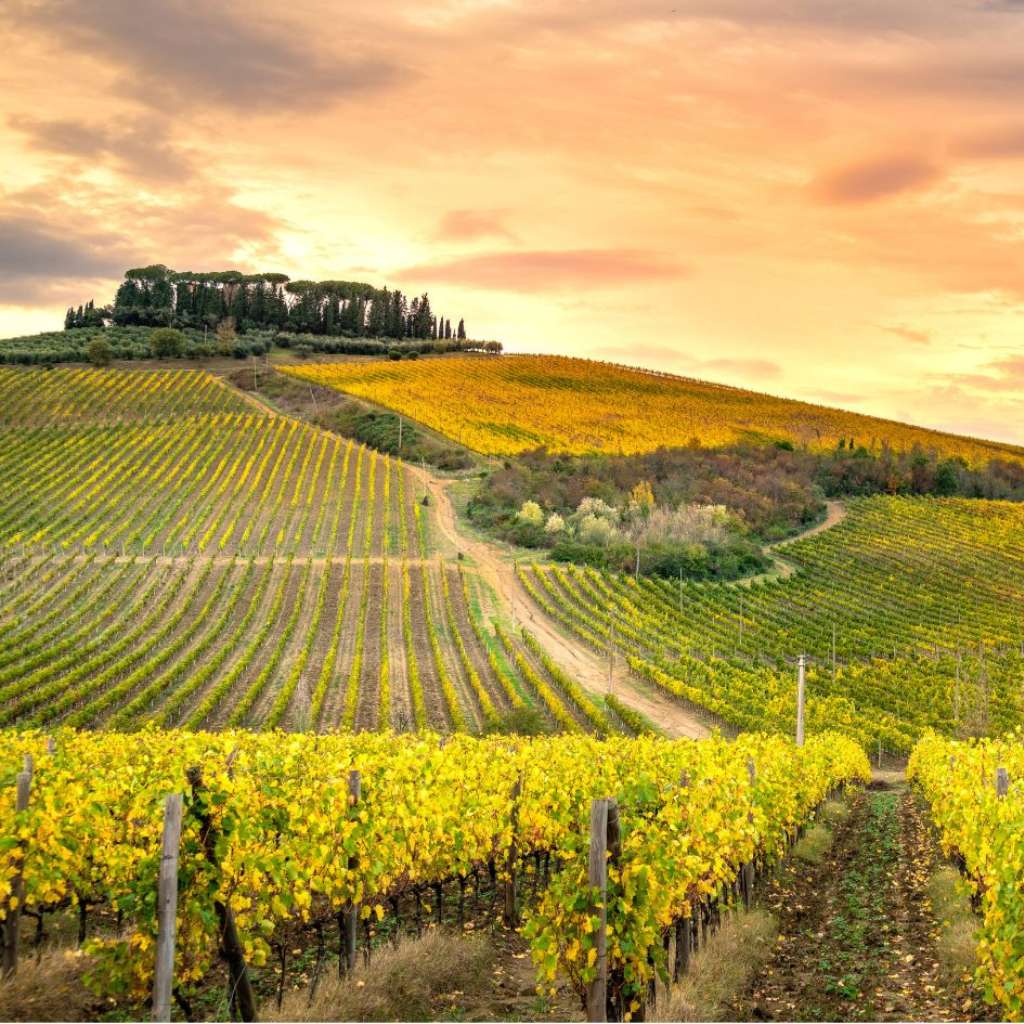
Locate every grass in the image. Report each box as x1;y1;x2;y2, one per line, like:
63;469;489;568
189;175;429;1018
819;798;851;826
793;823;834;865
265;930;494;1022
0;947;99;1022
656;909;778;1022
927;865;979;987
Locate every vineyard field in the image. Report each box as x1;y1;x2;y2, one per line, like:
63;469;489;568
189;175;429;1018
518;496;1024;753
281;354;1024;464
0;367;616;735
0;728;870;1015
909;733;1024;1017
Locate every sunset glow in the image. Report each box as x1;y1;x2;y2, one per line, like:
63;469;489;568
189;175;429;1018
3;1;1024;441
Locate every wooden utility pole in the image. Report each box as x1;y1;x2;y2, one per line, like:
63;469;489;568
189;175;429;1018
1;769;32;978
153;794;184;1023
796;655;806;747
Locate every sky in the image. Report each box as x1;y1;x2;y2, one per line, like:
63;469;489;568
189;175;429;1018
2;0;1024;444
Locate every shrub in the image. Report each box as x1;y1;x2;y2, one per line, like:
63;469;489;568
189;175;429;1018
148;327;186;358
86;337;113;367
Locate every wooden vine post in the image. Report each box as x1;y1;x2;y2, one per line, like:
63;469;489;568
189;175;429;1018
186;766;257;1023
1;767;32;978
743;759;756;909
503;775;523;927
153;794;184;1023
795;655;806;747
586;797;621;1023
673;772;691;983
343;770;361;975
996;767;1009;798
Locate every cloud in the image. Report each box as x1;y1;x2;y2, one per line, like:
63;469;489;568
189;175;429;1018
10;115;195;183
954;124;1024;158
434;209;515;242
811;155;943;203
930;353;1024;394
0;176;286;306
880;323;931;344
0;213;130;303
19;0;403;110
401;249;685;291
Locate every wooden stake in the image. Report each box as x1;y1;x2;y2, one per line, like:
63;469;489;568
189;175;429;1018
997;767;1009;798
344;770;362;974
796;655;806;747
586;799;610;1023
503;775;523;927
1;771;32;979
586;798;620;1022
153;794;183;1023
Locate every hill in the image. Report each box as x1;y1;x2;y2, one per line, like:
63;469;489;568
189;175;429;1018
282;353;1024;466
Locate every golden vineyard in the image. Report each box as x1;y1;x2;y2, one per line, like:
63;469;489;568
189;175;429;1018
283;354;1024;463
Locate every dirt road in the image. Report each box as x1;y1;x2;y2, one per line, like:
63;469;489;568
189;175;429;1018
409;466;710;740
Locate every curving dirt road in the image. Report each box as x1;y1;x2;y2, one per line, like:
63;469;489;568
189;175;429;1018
408;466;711;739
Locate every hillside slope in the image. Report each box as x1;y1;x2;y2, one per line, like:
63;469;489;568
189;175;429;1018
282;354;1024;465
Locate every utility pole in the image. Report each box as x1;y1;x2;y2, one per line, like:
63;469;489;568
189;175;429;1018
796;654;806;747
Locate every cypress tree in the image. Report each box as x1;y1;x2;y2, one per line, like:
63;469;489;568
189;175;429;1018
457;318;466;340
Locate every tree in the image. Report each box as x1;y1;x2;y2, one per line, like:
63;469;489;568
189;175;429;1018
216;317;237;355
87;337;113;367
149;327;187;358
457;318;466;340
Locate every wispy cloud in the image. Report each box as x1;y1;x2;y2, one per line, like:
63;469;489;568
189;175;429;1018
401;249;685;291
811;155;943;204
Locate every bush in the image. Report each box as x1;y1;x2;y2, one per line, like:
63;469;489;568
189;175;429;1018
86;338;113;366
388;348;402;360
148;327;186;358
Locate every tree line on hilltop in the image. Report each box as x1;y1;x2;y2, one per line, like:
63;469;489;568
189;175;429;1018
64;265;470;342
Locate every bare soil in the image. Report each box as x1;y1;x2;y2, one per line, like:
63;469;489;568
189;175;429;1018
733;786;990;1023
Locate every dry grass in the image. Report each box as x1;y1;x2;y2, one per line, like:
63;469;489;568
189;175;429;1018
928;866;979;987
793;823;833;865
0;947;99;1022
656;909;777;1022
819;798;850;826
265;929;494;1022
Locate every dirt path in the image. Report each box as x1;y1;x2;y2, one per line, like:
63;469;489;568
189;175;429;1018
734;785;983;1023
735;500;847;586
408;466;710;740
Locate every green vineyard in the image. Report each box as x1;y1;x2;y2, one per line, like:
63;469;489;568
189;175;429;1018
518;496;1024;753
0;367;619;735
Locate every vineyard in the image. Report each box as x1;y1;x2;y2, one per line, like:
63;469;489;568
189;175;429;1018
280;355;1024;464
909;733;1024;1018
0;366;618;735
0;728;870;1017
517;497;1024;754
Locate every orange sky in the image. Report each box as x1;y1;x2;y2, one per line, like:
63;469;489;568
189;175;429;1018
2;1;1024;444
